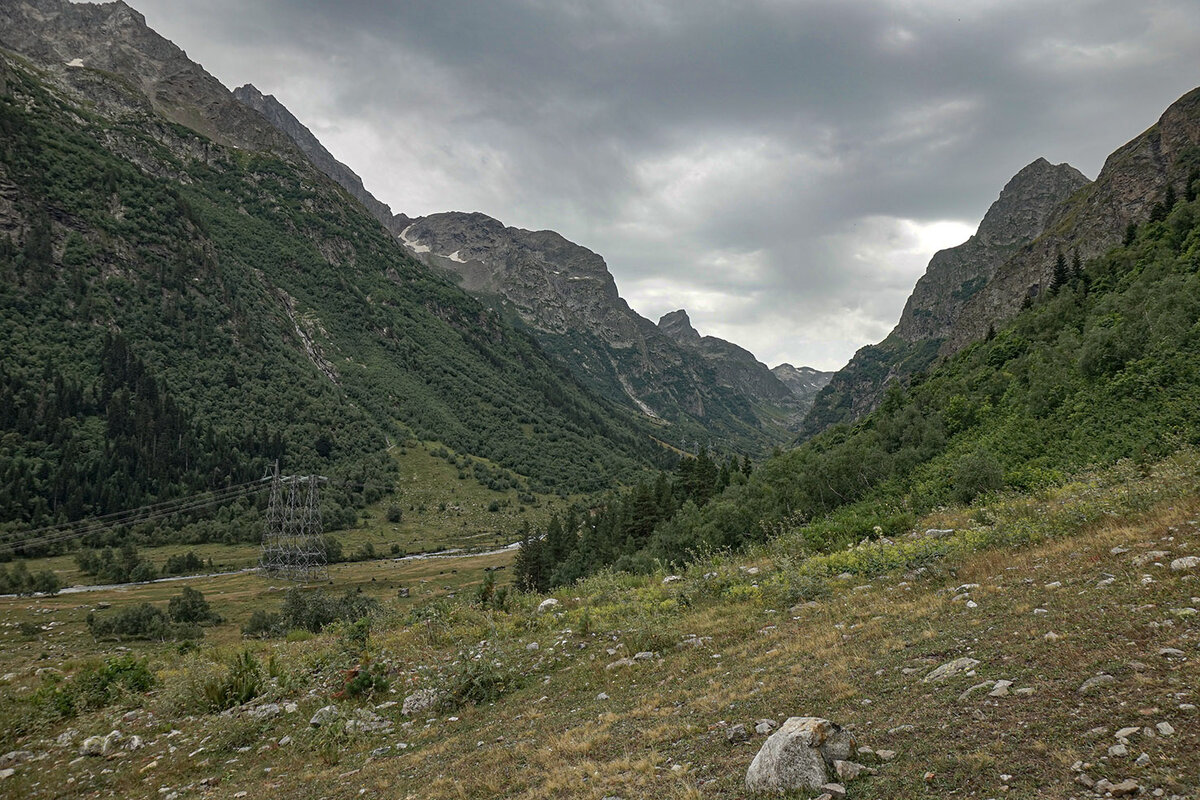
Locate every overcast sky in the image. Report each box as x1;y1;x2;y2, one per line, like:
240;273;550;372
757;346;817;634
129;0;1200;371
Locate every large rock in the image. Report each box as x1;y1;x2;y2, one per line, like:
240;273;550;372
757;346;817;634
745;717;856;793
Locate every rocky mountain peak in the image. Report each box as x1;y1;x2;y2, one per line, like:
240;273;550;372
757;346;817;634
657;309;702;346
890;158;1090;345
974;158;1090;248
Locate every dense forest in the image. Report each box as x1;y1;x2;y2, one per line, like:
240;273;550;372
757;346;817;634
519;178;1200;585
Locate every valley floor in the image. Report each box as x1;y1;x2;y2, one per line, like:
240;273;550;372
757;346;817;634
1;457;1198;799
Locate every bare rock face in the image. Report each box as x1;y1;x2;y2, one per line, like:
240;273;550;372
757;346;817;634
0;0;291;153
394;211;805;447
745;717;857;793
771;363;834;412
894;158;1090;344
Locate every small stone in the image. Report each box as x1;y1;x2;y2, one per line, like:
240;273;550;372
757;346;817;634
1077;674;1116;694
1044;631;1061;642
278;735;292;746
821;784;847;798
1075;772;1096;788
755;722;773;735
662;574;682;584
1135;752;1150;766
726;724;750;743
833;760;871;781
1158;647;1186;658
536;598;560;613
402;689;439;716
988;680;1014;697
1110;778;1140;796
310;705;340;727
1108;743;1128;757
80;736;104;757
958;681;995;702
0;770;13;780
525;642;539;651
596;692;609;701
1115;726;1141;740
1170;556;1200;571
1156;721;1175;736
605;658;636;670
875;749;896;760
633;651;656;661
1013;687;1036;696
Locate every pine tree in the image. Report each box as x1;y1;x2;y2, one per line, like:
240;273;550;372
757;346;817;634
1050;250;1068;293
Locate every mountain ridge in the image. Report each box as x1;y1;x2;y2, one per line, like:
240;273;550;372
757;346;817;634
801;157;1092;436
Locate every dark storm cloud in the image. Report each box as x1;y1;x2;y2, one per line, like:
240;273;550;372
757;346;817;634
132;0;1200;369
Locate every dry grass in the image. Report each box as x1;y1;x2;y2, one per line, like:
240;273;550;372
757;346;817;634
1;458;1199;799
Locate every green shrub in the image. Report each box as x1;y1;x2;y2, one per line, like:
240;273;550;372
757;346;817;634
168;587;223;625
280;587;378;634
242;609;283;638
87;603;202;641
440;650;522;710
200;650;263;712
33;654;155;719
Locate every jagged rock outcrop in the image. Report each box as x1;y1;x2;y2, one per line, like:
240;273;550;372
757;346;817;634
944;87;1200;352
0;0;291;153
396;212;805;448
232;84;394;225
771;363;834;411
657;310;796;407
801;158;1091;437
895;158;1091;343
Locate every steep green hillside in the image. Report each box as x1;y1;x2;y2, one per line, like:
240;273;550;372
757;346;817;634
0;54;658;545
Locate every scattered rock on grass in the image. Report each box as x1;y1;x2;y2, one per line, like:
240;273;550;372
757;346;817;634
1170;556;1200;571
923;657;979;683
310;705;340;727
1077;674;1116;694
402;689;440;717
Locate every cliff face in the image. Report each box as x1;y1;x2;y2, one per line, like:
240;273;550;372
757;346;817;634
0;0;291;153
657;310;796;406
894;159;1091;344
232;84;395;226
944;87;1200;352
802;158;1091;437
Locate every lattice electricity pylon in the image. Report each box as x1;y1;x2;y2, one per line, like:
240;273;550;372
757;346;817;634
259;462;329;582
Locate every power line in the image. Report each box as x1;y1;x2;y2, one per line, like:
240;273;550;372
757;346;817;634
0;481;269;554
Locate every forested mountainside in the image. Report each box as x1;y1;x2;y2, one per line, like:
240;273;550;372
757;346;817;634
229;90;812;452
0;5;665;545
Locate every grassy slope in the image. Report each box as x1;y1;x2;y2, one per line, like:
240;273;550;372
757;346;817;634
1;453;1197;799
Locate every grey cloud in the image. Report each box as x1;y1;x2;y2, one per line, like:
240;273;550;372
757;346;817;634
133;0;1200;369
